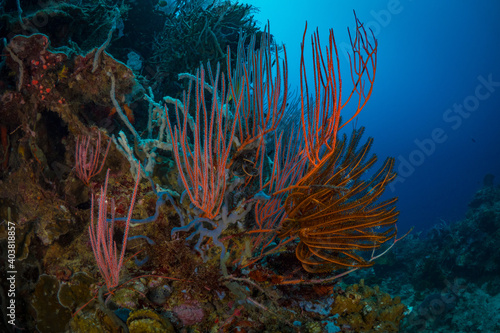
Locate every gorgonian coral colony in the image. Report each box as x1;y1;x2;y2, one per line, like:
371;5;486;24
87;12;398;286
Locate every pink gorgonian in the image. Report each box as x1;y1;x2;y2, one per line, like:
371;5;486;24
88;165;140;291
75;130;111;185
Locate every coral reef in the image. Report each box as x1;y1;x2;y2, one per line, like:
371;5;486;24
0;1;410;332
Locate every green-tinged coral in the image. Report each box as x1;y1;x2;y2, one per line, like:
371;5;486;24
305;321;323;333
331;280;407;332
58;272;95;311
126;309;175;333
112;280;147;309
70;312;106;333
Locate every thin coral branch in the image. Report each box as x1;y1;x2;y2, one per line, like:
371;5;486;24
299;13;378;169
75;130;111;185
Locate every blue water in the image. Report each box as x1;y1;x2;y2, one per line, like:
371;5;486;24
244;0;500;233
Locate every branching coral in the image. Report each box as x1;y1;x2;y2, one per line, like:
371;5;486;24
150;0;258;97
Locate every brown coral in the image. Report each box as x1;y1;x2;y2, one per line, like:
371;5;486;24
331;279;407;332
